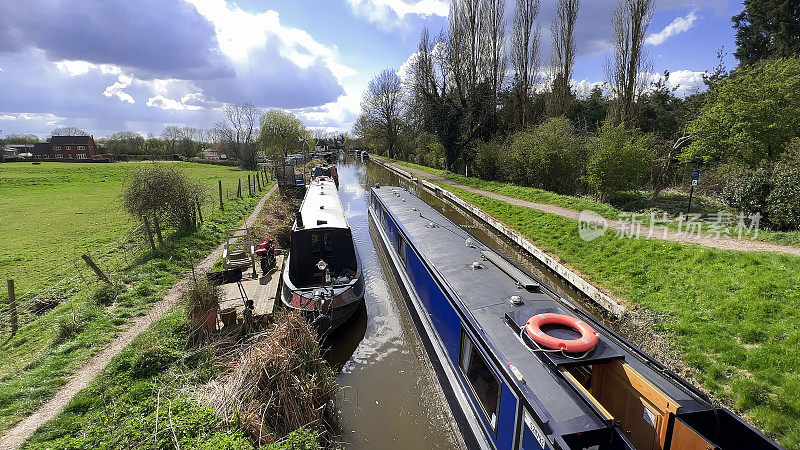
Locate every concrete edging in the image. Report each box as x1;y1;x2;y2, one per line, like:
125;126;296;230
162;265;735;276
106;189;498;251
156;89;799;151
375;159;626;318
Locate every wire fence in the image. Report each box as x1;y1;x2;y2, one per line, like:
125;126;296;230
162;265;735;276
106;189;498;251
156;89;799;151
0;168;274;339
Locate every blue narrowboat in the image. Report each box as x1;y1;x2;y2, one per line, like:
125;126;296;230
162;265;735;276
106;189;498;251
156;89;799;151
369;186;781;450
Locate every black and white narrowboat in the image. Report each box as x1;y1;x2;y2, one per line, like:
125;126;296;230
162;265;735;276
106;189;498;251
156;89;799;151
369;186;781;450
281;178;364;331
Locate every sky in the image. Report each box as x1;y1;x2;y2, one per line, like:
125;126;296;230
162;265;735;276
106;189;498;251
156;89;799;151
0;0;744;139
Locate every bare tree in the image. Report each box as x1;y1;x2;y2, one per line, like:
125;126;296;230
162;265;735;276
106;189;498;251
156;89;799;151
510;0;541;128
483;0;506;97
549;0;580;117
214;102;261;169
50;127;89;137
607;0;654;125
161;126;181;154
360;69;405;158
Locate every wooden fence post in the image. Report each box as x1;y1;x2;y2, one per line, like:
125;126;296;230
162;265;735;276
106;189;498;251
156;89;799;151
7;279;17;337
153;216;164;247
218;180;224;210
256;172;261;191
196;196;203;223
237;179;242;198
82;254;111;284
142;216;157;252
248;175;252;196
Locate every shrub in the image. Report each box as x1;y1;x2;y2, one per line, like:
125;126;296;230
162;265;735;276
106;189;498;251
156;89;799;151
510;117;585;194
722;165;772;218
184;277;221;317
765;161;800;230
722;154;800;231
586;122;651;199
123;163;204;230
473;140;511;182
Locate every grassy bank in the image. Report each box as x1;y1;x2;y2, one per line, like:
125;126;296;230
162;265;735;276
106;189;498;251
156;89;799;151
0;182;270;433
440;183;800;447
385;158;800;248
22;306;320;449
0;161;261;300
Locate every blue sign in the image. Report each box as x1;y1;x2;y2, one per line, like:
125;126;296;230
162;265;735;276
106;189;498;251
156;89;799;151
692;169;700;181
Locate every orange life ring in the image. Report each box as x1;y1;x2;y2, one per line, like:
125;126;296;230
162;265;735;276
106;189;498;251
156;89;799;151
525;313;598;353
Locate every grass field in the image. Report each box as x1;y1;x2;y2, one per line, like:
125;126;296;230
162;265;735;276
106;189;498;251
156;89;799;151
0;162;260;302
23;306;319;449
387;159;800;248
0;161;270;433
441;183;800;447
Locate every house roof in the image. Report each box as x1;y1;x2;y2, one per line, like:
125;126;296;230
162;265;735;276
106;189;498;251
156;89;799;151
50;135;93;145
32;143;50;155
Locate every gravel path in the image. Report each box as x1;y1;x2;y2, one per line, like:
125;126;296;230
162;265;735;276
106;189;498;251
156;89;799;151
0;185;276;450
382;160;800;256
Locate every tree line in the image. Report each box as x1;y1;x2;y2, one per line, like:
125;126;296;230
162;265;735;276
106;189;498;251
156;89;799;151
354;0;800;230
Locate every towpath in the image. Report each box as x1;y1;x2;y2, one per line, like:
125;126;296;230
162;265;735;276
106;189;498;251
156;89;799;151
378;158;800;256
0;185;277;450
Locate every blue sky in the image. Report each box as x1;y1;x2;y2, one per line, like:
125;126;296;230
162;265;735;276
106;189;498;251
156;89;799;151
0;0;743;138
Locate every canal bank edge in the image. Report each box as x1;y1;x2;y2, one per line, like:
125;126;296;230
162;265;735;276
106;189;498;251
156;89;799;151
373;158;626;318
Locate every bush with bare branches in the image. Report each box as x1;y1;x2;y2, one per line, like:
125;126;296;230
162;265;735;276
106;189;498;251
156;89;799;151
123;163;204;230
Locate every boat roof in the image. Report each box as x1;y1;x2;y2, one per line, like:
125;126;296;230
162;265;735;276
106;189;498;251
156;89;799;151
297;179;348;230
372;186;711;438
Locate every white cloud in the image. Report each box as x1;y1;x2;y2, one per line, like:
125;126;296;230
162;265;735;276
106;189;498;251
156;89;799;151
146;94;202;110
646;11;697;46
0;114;17;120
655;69;706;97
186;0;356;81
347;0;448;30
55;60;94;76
103;75;135;103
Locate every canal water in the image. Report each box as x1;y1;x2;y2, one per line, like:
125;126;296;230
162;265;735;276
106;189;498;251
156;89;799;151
326;156;597;449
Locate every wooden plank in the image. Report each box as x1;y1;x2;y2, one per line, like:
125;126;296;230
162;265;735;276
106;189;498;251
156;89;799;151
561;367;614;420
671;417;717;450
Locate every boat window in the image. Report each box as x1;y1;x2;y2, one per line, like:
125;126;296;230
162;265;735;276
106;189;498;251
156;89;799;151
324;232;335;253
398;236;408;266
459;330;500;432
311;233;322;257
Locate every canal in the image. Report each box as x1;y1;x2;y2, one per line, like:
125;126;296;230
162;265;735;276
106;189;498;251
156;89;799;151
326;155;603;449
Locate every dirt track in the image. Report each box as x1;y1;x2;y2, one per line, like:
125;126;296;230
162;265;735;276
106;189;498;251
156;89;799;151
381;159;800;256
0;185;276;450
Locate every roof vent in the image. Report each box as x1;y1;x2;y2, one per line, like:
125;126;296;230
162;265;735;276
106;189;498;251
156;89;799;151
317;219;328;225
470;261;484;270
320;205;325;209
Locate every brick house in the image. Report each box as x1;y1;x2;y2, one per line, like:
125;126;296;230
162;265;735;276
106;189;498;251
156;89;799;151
49;135;98;160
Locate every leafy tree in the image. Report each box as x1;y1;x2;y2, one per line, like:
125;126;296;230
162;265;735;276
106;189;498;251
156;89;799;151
258;109;307;167
732;0;800;65
682;57;800;166
511;117;585;193
568;86;609;132
586;121;651;199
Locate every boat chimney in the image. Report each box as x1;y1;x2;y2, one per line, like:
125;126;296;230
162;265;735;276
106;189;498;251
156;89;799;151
295;211;304;229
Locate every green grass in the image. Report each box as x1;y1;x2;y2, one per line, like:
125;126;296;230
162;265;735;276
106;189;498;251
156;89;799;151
385;158;800;248
442;184;800;448
0;161;261;301
22;306;319;449
0;172;272;433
